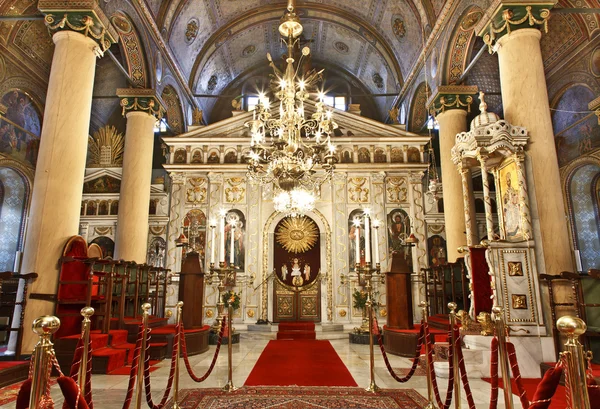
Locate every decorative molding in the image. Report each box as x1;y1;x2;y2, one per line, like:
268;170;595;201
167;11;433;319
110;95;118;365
39;0;118;54
117;88;166;119
428;85;478;116
475;1;556;52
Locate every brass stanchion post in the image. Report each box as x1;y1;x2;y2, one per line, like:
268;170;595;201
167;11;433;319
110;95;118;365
492;306;514;409
222;300;238;392
448;302;461;409
78;307;94;399
557;316;591;409
421;301;437;409
29;316;61;409
134;303;151;409
172;301;183;409
365;264;380;392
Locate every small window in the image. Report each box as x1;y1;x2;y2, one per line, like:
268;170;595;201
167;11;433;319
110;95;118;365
247;96;260;111
154;118;167;133
323;95;346;111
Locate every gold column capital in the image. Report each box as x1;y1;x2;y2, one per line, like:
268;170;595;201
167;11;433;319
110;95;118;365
38;0;118;54
117;88;166;119
427;85;479;117
475;0;557;53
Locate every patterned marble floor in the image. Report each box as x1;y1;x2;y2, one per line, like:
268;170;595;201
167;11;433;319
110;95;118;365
1;332;521;408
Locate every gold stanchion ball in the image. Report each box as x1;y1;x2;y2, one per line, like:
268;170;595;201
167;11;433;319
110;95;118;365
448;302;457;312
177;301;184;309
80;307;95;318
32;316;61;336
141;303;152;313
557;316;587;337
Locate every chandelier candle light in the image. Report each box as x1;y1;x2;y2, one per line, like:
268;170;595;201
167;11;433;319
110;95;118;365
245;0;338;217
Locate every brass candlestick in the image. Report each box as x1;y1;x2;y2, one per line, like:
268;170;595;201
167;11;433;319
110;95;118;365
209;261;238;332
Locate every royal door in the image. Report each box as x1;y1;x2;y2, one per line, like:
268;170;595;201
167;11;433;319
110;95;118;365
272;216;321;322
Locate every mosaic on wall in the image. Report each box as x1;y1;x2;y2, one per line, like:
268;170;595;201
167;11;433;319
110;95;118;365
0;91;41;167
83;176;121;194
554;86;600;167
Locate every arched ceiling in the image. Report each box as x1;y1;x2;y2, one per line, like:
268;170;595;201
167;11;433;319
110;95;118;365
154;0;438;119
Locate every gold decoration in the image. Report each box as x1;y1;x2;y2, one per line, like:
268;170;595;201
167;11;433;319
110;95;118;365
483;6;551;53
192;108;203;125
186;178;207;204
205;309;214;318
379;308;388;317
87;125;124;167
339;309;347;317
225;177;246;203
348;177;370;203
94;226;112;236
508;261;523;276
512;294;528;309
275;216;318;253
247;309;255;318
476;312;494;336
386;177;408;203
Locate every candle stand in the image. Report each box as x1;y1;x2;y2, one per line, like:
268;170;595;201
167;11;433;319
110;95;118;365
208;261;240;345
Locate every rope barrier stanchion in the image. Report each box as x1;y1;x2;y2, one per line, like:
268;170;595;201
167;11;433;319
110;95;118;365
180;317;225;383
491;306;514;409
557;316;591;409
375;315;425;382
172;301;183;409
121;322;144;409
78;307;94;405
134;303;151;409
421;301;438;409
222;298;238;392
366;289;380;393
29;315;61;409
448;303;461;409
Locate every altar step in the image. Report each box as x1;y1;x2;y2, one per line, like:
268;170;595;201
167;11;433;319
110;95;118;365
277;322;316;340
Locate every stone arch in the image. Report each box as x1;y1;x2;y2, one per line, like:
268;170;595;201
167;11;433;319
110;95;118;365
110;12;149;87
161;85;185;135
442;6;483;85
408;82;431;133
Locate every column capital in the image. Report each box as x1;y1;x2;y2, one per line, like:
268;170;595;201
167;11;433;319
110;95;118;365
427;85;479;117
475;0;557;52
39;0;118;55
117;88;166;119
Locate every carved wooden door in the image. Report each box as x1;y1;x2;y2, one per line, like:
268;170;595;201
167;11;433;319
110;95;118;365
273;280;321;322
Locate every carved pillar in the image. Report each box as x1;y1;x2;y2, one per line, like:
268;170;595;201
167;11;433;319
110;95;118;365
478;153;495;240
207;172;224;320
408;171;427;321
477;1;573;274
428;86;479;260
114;89;166;262
166;172;186;273
514;151;533;239
19;2;117;353
332;172;350;323
243;181;260;323
458;164;476;247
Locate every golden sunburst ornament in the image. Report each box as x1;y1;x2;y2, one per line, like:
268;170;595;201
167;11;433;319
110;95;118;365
275;216;318;253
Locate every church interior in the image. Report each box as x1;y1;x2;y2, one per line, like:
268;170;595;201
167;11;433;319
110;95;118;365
1;0;600;407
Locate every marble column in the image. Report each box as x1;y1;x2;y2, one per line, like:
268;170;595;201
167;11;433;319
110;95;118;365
477;1;574;274
478;154;495;241
428;86;478;261
114;89;166;263
18;4;117;354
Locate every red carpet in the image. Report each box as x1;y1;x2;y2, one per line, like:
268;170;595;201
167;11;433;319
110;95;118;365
245;340;357;386
174;386;428;408
277;321;316;340
482;378;567;409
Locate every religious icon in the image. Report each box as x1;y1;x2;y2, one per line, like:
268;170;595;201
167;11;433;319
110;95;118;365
498;161;522;241
290;257;304;286
427;235;447;266
224;209;246;269
348;209;365;269
281;264;288;281
304;264;311;281
207;151;220;163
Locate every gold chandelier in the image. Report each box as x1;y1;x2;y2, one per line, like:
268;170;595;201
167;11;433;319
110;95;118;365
245;0;338;214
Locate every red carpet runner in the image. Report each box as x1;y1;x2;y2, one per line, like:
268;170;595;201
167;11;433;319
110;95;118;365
245;340;357;387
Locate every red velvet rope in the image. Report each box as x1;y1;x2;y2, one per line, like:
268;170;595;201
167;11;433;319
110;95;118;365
121;324;144;409
488;336;499;409
66;332;93;408
529;361;564;409
143;325;179;409
455;330;477;409
181;319;226;382
424;321;454;409
507;341;529;409
374;317;424;383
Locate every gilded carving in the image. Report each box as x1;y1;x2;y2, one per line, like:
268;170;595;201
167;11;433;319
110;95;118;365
339;309;347;317
348;177;370;203
482;6;552;52
246;309;255;318
512;294;528;310
186;177;207;204
508;261;523;276
205;309;214;318
386;177;408;203
94;226;112;236
275;216;318;253
87;125;124;167
224;177;246;203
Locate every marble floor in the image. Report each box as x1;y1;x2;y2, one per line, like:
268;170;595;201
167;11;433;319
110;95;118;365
3;332;523;408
